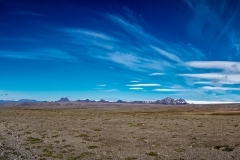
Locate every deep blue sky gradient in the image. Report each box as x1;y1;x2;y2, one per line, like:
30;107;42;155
1;0;240;102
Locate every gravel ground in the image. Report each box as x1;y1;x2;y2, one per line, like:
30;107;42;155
0;102;240;160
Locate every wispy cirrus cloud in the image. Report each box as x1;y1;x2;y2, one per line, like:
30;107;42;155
149;72;165;76
97;84;106;87
127;84;160;87
179;73;225;79
129;87;143;90
186;61;240;73
202;86;240;91
153;88;179;92
106;14;204;68
59;27;173;72
130;80;141;83
185;0;240;60
179;73;240;84
105;52;165;71
123;7;137;22
64;28;115;41
108;14;153;43
151;46;183;63
51;9;205;73
184;60;240;87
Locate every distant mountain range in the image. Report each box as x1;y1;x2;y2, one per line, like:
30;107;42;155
0;99;37;104
0;97;188;105
56;97;188;105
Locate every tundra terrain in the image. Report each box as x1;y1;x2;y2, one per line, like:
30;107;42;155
0;102;240;160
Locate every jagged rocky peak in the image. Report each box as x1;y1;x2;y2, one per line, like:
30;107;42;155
161;97;175;104
57;97;70;102
160;97;188;105
175;98;187;104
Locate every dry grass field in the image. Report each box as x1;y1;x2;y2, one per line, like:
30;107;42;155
0;102;240;160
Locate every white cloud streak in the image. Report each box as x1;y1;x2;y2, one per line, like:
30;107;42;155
179;73;240;84
202;86;240;91
63;28;115;41
130;80;141;83
129;87;143;90
186;61;240;73
127;84;161;87
151;46;183;63
105;52;164;71
179;73;225;79
149;73;165;76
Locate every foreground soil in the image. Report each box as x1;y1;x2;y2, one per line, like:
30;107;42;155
0;102;240;160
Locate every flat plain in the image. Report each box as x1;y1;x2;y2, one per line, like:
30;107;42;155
0;102;240;160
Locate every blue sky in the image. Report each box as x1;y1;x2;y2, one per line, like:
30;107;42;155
1;0;240;103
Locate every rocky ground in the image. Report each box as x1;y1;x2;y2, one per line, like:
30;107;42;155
0;102;240;160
